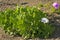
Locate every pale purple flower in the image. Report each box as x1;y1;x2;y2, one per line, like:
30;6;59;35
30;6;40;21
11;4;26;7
41;18;49;23
52;2;59;9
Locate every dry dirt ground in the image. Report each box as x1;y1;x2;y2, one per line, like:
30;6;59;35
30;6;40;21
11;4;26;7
0;0;60;40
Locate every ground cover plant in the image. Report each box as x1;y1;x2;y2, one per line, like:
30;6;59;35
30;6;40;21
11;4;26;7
0;6;55;39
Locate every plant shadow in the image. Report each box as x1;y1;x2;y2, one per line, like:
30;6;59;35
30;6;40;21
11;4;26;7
47;14;60;39
21;2;28;5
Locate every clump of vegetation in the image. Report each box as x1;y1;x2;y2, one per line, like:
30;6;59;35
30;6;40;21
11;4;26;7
0;6;54;39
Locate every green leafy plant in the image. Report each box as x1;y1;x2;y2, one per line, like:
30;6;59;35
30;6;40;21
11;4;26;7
0;6;54;39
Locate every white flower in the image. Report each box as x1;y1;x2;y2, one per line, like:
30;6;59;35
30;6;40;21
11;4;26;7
41;18;49;23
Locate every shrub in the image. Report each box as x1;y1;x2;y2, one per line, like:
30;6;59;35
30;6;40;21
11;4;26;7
0;6;54;39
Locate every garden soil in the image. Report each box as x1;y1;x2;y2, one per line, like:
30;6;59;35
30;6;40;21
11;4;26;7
0;0;60;40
